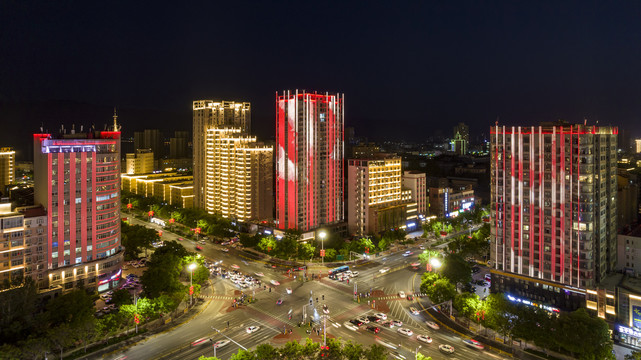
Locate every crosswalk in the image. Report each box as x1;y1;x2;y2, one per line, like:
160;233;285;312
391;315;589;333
198;294;235;300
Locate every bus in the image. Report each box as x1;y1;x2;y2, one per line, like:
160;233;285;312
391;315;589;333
328;265;349;276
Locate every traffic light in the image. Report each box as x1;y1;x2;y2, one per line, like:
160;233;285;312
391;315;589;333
322;294;325;300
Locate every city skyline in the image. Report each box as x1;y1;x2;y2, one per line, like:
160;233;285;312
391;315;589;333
3;1;641;156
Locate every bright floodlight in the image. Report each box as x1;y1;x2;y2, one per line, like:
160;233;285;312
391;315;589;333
318;231;327;240
189;263;197;271
429;258;442;269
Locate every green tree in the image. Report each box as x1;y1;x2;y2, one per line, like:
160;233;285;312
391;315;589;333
324;248;337;262
0;276;40;344
326;337;344;359
301;338;320;358
254;343;279;360
419;272;441;294
111;289;133;306
258;236;277;254
230;349;256;360
46;288;95;327
377;235;393;252
481;293;513;339
418;249;440;265
198;356;221;360
416;354;433;360
430;278;457;304
363;343;387;360
278;233;299;259
441;253;472;290
191;264;210;285
279;340;303;359
297;242;315;261
342;340;364;360
453;292;481;319
46;323;73;360
554;308;615;359
626;351;641;360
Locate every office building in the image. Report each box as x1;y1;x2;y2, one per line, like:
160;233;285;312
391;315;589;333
429;180;475;218
193;100;251;209
125;148;154;175
0;147;15;195
33;119;123;293
276;90;344;231
403;171;427;215
490;123;618;310
452;123;469;155
134;129;163;159
205;128;273;222
347;155;418;235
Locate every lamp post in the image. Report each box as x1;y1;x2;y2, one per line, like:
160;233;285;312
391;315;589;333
429;257;442;271
189;263;197;306
318;231;327;266
415;345;422;360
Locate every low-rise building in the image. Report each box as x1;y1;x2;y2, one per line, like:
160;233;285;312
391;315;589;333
428;178;475;218
125;148;154;174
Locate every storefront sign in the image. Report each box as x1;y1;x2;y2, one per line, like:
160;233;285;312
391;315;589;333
619;325;641;338
634;306;641;329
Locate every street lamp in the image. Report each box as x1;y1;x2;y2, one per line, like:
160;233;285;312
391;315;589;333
189;263;197;306
318;231;327;266
415;345;422;360
429;257;442;270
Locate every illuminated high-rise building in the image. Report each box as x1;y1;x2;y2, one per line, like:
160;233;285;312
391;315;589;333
33;116;123;293
490;122;618;310
348;155;417;235
0;147;15;194
202;128;272;221
403;171;427;215
193;100;251;209
276;90;344;231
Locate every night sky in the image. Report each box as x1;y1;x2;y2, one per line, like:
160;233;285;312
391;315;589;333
2;1;641;159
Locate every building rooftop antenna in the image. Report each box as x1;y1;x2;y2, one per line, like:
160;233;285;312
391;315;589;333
113;107;119;131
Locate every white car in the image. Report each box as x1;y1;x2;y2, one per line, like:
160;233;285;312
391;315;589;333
374;312;387;320
191;337;209;346
417;334;433;344
409;307;420;315
351;271;359;277
213;339;230;348
344;321;359;331
254;272;264;277
419;245;425;250
397;328;413;336
439;344;455;354
398;291;406;298
379;267;390;274
286;287;292;294
403;251;412;257
270;280;280;286
246;326;260;334
390;320;403;327
357;316;370;324
425;321;440;330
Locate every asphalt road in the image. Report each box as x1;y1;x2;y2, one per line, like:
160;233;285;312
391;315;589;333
111;218;507;360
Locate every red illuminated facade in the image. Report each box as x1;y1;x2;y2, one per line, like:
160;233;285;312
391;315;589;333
490;122;618;310
33;127;123;293
275;90;344;231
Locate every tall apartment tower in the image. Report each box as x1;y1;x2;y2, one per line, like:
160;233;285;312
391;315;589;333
33;121;123;293
170;130;190;159
204;128;273;222
276;90;344;231
0;147;16;195
193;100;251;210
490;123;618;310
134;129;163;159
403;171;427;215
0;203;25;285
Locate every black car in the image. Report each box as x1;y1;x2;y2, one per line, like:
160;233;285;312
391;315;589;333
366;326;381;333
474;279;485;285
367;315;381;323
350;319;364;327
463;283;476;293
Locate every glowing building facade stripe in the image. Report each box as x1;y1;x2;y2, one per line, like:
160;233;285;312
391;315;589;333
275;90;344;231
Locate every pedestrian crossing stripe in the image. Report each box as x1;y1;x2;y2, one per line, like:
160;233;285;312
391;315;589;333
198;295;235;300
